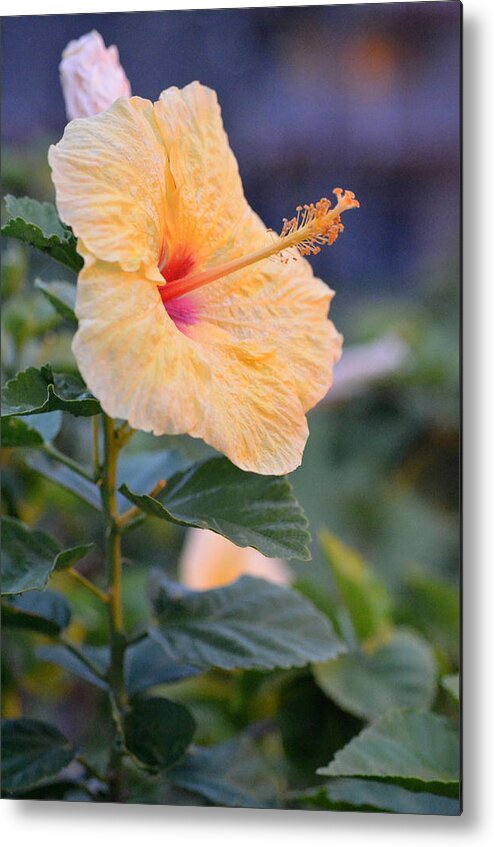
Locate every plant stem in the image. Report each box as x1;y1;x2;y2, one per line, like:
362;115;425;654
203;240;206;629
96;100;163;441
58;636;108;682
116;479;166;529
67;567;109;604
43;443;95;482
100;413;127;802
92;416;101;480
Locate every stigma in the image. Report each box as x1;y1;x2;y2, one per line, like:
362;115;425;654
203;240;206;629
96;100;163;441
160;188;359;303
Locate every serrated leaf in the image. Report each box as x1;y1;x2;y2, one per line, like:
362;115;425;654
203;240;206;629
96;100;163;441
1;516;58;595
116;449;187;512
1;410;62;448
1;515;92;595
125;638;201;697
25;452;101;510
1;718;76;794
317;710;460;797
120;456;311;561
313;631;437;721
320;529;391;642
2;417;43;448
278;672;363;777
38;640;200;697
2;195;82;273
149;576;344;671
1;364;100;418
37;645;110;691
124;697;196;770
295;779;460;815
167;736;281;808
2;590;71;635
35;279;77;322
53;543;95;571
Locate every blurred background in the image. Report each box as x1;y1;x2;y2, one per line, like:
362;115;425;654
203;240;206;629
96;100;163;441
3;2;460;307
1;2;460;803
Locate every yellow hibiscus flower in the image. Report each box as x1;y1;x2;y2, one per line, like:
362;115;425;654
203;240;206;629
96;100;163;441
49;82;358;475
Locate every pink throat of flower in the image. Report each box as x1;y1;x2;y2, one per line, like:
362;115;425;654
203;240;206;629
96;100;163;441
161;294;199;330
158;247;199;331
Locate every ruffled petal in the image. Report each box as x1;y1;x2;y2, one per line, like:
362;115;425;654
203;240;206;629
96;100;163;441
49;96;166;273
185;247;342;412
73;260;308;475
184;320;309;474
154;82;261;273
152;83;341;409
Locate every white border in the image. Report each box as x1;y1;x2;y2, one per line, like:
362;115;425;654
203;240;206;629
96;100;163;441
2;0;494;844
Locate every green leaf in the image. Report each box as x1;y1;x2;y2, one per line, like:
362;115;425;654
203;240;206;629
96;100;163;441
317;710;460;797
396;569;460;660
37;644;109;691
2;590;71;635
125;638;201;697
2;516;58;595
25;452;101;510
278;672;363;778
150;576;344;671
125;697;196;770
313;631;437;721
39;639;201;697
1;364;100;418
1;718;76;794
1;411;62;448
1;515;93;595
116;448;187;512
35;279;77;322
120;456;311;561
442;674;460;702
320;529;392;642
167;736;281;808
2;416;43;448
1;195;83;273
53;543;95;571
295;779;460;815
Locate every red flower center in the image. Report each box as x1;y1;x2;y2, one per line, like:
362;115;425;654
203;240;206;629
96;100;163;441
158;246;198;332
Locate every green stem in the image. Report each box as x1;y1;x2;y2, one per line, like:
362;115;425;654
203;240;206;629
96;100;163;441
116;480;166;530
67;567;109;604
92;416;101;480
100;413;127;802
58;636;108;683
43;443;95;482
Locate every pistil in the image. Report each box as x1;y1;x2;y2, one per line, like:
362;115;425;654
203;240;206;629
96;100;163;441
160;188;359;303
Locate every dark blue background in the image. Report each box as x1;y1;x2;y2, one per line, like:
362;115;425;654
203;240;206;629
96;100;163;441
2;3;461;314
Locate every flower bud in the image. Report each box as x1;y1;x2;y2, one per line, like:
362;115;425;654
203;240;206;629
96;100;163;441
60;30;131;121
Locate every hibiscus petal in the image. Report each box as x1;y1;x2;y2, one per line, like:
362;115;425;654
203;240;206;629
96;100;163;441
154;82;261;272
188;238;343;412
184;320;309;475
153;82;341;410
73;261;308;475
49;97;166;274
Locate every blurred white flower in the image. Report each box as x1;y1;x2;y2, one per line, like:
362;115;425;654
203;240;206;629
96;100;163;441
179;528;292;591
325;333;410;403
60;30;131;121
